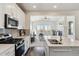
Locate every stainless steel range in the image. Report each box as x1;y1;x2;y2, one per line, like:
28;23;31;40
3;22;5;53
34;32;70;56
0;34;25;56
14;38;25;56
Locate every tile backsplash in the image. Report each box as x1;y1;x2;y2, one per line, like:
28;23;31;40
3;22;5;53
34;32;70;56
25;29;30;36
0;28;5;34
5;29;19;37
0;28;30;37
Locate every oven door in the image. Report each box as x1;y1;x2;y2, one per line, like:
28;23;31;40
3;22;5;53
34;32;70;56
15;43;25;56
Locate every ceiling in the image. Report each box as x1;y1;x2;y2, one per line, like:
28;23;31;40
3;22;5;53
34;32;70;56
17;3;79;12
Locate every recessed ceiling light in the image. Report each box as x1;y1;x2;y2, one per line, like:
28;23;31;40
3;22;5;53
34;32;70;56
33;5;36;8
53;5;57;8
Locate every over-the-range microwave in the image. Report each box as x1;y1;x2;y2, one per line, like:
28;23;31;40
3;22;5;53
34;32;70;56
5;14;18;29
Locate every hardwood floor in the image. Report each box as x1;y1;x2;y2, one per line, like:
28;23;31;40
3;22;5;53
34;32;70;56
25;47;45;56
25;47;33;56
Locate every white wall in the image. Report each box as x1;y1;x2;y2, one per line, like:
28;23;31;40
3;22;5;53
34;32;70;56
25;11;79;40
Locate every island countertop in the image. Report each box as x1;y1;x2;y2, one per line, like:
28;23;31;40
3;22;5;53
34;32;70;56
44;36;79;47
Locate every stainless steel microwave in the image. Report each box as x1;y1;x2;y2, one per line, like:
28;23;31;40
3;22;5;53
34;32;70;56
5;14;18;29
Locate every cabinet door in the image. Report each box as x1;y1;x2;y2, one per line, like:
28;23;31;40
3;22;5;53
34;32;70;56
4;4;14;16
13;4;19;20
17;12;23;29
0;45;15;56
24;36;30;52
49;47;72;56
0;4;4;28
4;4;18;20
49;47;79;56
21;9;25;29
20;12;25;29
18;8;25;29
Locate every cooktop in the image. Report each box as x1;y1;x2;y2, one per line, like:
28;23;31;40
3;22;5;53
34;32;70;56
0;38;23;44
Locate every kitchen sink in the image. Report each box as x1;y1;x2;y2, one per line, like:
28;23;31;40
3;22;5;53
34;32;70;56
48;39;62;44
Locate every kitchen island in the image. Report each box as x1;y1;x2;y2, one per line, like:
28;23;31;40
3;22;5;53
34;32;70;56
44;36;79;56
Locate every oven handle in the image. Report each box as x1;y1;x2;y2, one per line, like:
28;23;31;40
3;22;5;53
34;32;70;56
16;43;25;49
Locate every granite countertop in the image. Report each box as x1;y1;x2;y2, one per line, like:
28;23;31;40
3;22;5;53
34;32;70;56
13;35;30;39
13;36;26;38
44;36;79;47
0;44;14;54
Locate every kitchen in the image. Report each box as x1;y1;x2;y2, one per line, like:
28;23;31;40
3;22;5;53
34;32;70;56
0;3;79;56
0;3;30;56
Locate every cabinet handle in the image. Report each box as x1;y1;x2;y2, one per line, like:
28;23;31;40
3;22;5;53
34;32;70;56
53;49;72;52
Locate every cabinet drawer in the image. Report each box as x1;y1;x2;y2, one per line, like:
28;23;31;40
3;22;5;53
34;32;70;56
0;46;15;56
49;47;79;56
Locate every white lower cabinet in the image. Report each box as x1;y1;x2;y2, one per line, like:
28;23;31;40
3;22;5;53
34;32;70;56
48;47;79;56
0;45;15;56
24;36;30;54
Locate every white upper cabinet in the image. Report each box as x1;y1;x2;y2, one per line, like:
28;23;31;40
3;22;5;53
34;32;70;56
0;4;5;28
17;6;25;29
4;4;16;17
20;11;25;29
0;3;25;29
